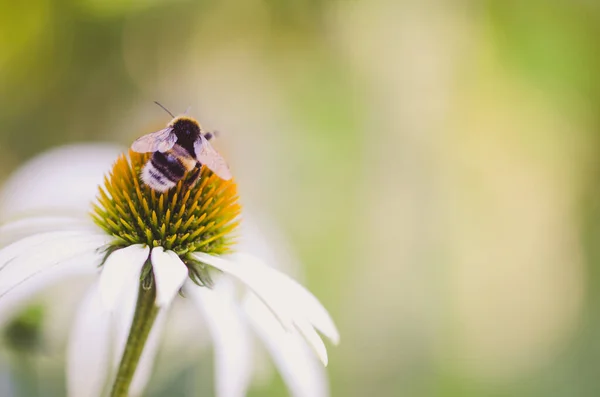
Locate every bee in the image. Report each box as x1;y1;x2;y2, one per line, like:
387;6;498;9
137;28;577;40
131;103;232;192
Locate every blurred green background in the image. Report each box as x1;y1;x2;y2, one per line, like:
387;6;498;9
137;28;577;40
2;0;600;396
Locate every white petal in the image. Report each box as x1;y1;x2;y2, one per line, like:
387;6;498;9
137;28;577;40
294;319;328;366
0;231;91;268
99;245;149;310
0;216;93;247
146;297;211;386
231;253;339;344
193;252;339;344
0;232;109;297
112;277;139;369
151;248;188;308
243;295;329;397
187;278;253;397
0;144;123;220
0;249;102;327
67;282;113;397
130;310;168;397
190;252;294;331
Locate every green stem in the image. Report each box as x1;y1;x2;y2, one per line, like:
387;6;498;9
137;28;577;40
110;281;159;397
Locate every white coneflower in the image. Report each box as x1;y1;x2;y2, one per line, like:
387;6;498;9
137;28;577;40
0;148;339;397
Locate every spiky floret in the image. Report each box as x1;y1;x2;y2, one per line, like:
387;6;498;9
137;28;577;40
92;150;240;285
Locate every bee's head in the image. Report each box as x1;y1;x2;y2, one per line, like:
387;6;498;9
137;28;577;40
170;116;202;138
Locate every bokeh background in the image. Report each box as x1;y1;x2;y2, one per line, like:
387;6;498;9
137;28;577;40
1;0;600;396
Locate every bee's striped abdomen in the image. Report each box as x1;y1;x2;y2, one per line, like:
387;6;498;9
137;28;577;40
141;151;186;192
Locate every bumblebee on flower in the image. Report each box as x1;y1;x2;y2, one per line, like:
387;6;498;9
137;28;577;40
0;113;339;397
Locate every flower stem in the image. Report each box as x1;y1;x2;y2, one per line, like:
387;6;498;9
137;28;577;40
110;281;159;397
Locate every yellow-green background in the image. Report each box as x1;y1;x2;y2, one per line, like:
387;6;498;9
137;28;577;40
1;0;600;396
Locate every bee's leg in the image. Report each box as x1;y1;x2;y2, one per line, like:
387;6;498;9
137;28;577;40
184;162;202;188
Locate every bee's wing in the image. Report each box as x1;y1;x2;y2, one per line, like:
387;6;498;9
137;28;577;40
131;127;177;153
194;135;233;180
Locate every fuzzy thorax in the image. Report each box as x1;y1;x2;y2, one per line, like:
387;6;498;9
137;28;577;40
92;150;240;260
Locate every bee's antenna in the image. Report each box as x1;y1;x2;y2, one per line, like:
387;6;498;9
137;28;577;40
154;101;175;118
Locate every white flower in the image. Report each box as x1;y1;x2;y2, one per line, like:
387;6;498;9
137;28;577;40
0;144;339;397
